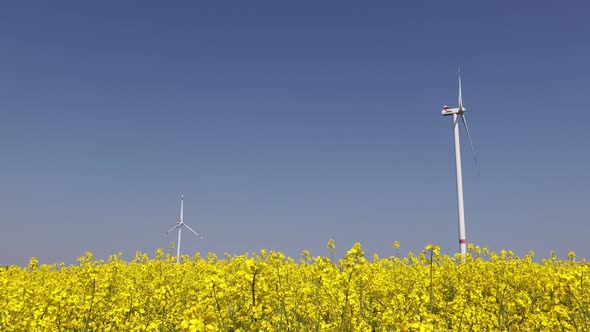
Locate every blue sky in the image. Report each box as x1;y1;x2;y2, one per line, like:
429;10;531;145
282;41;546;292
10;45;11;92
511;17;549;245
1;1;589;265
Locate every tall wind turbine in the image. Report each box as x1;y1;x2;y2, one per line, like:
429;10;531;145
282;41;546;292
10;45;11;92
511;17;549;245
163;193;203;263
441;67;477;256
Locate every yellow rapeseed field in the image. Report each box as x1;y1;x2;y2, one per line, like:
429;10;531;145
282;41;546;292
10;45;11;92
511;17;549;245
1;242;588;331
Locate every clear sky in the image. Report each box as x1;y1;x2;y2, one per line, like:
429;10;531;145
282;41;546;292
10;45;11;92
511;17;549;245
1;1;589;266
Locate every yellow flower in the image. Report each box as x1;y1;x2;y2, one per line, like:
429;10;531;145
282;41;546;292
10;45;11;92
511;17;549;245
1;244;588;331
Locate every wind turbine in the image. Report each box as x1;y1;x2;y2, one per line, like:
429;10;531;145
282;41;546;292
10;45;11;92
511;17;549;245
441;67;477;256
163;193;203;263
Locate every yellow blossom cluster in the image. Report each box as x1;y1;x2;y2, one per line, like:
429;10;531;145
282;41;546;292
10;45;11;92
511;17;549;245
1;243;589;331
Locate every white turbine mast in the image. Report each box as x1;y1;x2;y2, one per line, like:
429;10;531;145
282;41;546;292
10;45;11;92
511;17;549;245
441;67;477;256
162;193;204;263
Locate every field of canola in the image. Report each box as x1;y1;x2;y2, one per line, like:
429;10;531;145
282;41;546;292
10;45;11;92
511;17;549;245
1;242;589;332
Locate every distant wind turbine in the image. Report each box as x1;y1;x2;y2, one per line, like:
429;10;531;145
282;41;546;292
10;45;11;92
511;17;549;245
162;193;203;263
441;67;477;256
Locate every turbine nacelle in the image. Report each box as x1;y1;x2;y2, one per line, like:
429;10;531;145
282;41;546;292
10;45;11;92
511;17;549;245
441;106;466;116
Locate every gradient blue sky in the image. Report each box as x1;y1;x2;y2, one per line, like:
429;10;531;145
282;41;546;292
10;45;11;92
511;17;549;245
1;1;589;266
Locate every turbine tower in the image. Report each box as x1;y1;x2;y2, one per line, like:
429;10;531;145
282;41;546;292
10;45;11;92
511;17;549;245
441;67;477;256
163;193;203;263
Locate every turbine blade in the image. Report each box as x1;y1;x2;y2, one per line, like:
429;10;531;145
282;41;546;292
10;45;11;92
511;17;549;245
180;193;184;223
458;66;463;110
183;224;204;239
460;113;478;166
163;224;180;236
